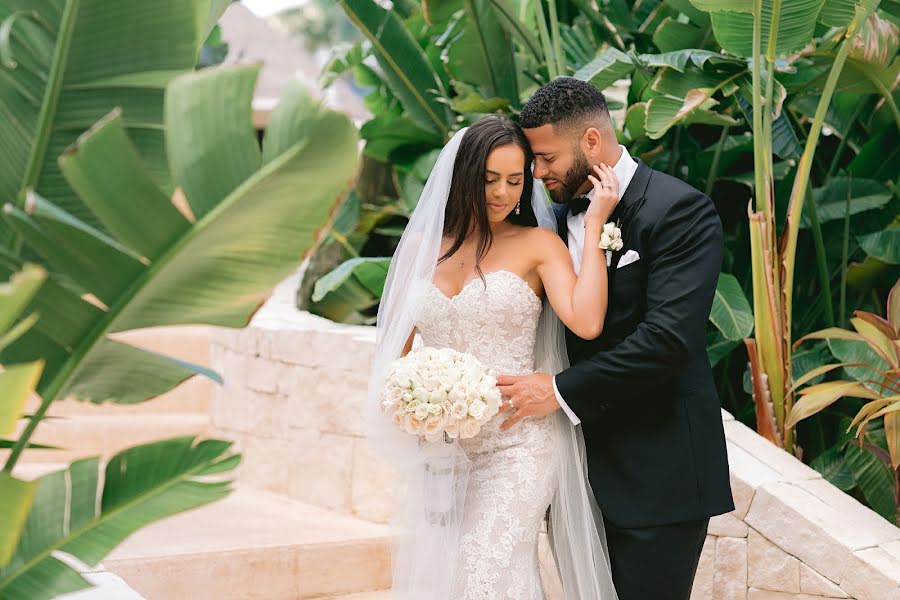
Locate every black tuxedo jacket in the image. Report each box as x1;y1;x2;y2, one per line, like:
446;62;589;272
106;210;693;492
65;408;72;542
555;159;734;528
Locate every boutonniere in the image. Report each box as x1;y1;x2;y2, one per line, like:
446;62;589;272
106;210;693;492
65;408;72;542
599;220;623;252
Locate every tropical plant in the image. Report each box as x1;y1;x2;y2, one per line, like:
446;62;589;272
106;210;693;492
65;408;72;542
688;0;899;454
785;279;900;523
0;0;360;596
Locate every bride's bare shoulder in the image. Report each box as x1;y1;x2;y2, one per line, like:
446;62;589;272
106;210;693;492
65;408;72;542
514;226;567;263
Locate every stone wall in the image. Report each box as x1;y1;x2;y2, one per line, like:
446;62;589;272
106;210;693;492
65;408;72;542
209;272;900;599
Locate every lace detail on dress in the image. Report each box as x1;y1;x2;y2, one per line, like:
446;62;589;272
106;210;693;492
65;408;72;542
415;270;557;600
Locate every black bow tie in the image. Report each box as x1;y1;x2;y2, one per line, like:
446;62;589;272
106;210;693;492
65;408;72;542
568;196;591;216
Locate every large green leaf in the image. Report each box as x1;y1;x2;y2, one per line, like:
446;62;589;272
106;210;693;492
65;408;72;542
653;18;705;53
426;0;519;103
338;0;451;134
711;273;754;340
706;328;741;367
844;440;897;522
801;178;893;228
811;444;857;491
0;472;36;568
0;0;218;237
1;67;359;422
0;437;239;598
858;228;900;263
574;48;635;91
645;94;740;139
310;257;391;325
704;0;827;58
819;0;881;28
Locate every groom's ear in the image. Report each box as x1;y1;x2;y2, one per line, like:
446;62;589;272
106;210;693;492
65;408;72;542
581;127;603;159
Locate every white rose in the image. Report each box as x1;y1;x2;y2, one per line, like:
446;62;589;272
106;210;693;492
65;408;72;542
391;410;404;429
603;222;617;237
449;382;470;404
459;418;481;439
414;403;430;420
423;414;445;437
405;399;421;414
401;391;414;404
403;413;424;435
412;387;429;403
428;403;443;416
468;400;486;420
444;418;460;439
391;372;411;389
451;402;469;420
429;389;446;405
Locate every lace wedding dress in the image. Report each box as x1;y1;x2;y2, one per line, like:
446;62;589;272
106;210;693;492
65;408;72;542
416;269;557;600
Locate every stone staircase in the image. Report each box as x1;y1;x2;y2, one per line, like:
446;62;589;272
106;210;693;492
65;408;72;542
8;325;393;600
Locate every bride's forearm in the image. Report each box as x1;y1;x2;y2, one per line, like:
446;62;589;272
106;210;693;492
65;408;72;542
569;223;608;338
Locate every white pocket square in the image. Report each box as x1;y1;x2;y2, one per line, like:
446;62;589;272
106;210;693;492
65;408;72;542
616;249;641;269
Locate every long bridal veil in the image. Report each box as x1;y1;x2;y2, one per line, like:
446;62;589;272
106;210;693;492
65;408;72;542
364;126;618;600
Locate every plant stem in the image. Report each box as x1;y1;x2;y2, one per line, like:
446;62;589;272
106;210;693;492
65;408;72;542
547;0;566;76
706;125;731;197
827;99;867;179
751;0;767;215
840;174;851;328
805;184;834;326
668;126;681;175
534;1;556;79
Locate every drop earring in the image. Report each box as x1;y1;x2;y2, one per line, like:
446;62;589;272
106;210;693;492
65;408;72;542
515;200;521;215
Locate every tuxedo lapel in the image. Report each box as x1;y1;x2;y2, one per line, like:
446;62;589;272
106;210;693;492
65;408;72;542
553;202;569;246
607;159;651;278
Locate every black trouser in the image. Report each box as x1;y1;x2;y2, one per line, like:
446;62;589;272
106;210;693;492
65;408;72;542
602;516;709;600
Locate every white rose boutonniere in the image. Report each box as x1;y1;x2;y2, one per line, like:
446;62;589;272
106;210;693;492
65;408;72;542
599;221;623;252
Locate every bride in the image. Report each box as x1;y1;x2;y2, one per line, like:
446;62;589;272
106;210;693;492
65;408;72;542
366;116;620;599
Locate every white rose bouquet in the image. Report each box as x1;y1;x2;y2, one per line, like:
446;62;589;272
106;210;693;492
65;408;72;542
380;347;502;443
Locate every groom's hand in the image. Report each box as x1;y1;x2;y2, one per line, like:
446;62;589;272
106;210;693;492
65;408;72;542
497;373;559;431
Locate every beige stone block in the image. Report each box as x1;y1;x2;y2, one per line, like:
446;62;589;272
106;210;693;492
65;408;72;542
350;438;398;524
267;327;318;366
748;529;800;593
287;367;367;437
211;383;256;434
216;347;249;397
246;390;291;439
235;434;292;496
287;429;354;513
724;420;823;482
840;547;900;600
690;535;716;600
748;590;839;599
745;483;850;583
710;513;750;538
799;563;848;598
882;539;900;561
727;441;782;519
794;478;900;548
247;356;280;393
713;536;748;600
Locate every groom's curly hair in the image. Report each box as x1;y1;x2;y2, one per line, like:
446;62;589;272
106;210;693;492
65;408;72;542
519;77;610;135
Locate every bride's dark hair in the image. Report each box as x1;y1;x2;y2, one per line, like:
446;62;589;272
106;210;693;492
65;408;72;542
438;116;538;275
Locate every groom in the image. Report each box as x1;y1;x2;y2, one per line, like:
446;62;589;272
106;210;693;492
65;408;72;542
498;77;734;600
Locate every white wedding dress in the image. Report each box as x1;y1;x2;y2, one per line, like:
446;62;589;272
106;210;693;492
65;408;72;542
416;269;557;600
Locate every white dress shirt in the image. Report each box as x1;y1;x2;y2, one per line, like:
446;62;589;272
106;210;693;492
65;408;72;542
553;145;639;426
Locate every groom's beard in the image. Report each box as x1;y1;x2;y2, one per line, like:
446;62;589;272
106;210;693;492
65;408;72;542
548;151;593;204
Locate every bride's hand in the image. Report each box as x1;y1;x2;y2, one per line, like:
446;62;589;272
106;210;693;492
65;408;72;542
585;163;619;226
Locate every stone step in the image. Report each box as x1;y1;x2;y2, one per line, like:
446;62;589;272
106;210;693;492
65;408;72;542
103;487;392;600
3;414;211;463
